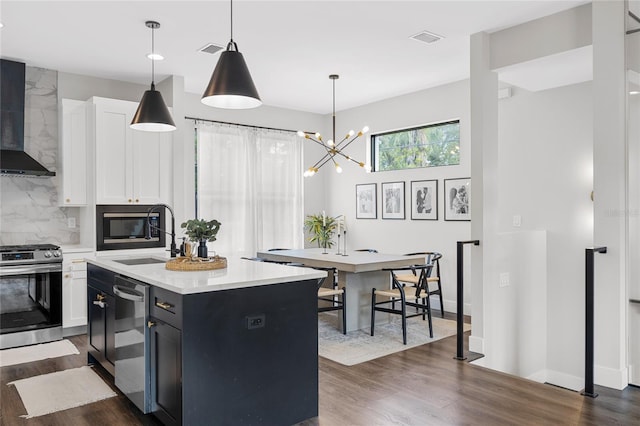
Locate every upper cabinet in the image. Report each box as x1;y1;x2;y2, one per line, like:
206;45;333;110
91;97;172;205
59;99;88;206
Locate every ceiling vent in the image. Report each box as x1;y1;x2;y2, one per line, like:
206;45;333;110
198;43;223;55
410;30;444;45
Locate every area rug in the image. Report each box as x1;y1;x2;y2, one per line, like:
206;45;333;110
7;366;117;418
0;339;79;368
318;312;471;366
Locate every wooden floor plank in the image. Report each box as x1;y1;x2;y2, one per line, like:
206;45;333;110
1;333;638;425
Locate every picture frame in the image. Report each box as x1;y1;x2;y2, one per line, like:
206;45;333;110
356;183;377;219
444;178;471;221
381;181;405;220
410;180;438;220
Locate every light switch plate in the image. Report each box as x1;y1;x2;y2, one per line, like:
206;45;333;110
67;217;76;228
512;215;521;227
499;272;510;287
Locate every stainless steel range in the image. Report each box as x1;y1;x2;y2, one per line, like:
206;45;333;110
0;244;63;349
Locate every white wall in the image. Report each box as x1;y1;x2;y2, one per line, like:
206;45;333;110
322;80;472;314
494;82;593;387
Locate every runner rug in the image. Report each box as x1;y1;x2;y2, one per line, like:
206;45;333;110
0;339;79;368
7;366;117;418
318;312;471;366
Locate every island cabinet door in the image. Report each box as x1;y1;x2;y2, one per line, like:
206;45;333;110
88;286;105;355
149;317;182;426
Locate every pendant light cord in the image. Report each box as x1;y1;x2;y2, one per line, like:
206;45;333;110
151;25;155;86
332;77;336;143
230;0;234;42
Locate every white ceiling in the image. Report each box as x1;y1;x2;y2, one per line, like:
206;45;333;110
0;1;590;114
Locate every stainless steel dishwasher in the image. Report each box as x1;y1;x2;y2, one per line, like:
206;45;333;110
113;275;151;413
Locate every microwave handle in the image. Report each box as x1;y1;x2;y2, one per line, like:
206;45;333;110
0;263;63;277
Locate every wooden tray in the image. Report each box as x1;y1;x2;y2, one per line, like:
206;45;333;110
165;256;227;271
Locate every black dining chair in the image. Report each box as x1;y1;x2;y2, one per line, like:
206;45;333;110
371;264;433;344
395;252;444;317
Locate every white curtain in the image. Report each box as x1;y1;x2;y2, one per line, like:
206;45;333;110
195;121;304;257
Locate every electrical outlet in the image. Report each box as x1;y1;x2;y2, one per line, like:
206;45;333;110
247;314;265;330
67;217;76;228
512;215;521;227
499;272;510;287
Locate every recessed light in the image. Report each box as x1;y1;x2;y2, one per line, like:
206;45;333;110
0;23;4;29
630;90;640;95
147;53;164;61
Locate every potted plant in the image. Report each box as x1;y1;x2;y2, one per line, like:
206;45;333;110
181;218;221;258
304;213;337;253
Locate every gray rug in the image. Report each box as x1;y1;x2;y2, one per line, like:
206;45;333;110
318;312;470;366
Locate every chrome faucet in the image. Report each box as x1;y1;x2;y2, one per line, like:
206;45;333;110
145;204;179;257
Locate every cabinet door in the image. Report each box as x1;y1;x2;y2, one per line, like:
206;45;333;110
131;130;172;205
62;258;88;328
60;99;87;206
88;286;106;355
150;319;182;426
95;99;134;204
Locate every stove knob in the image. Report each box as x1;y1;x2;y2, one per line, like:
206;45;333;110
53;250;61;257
44;251;52;258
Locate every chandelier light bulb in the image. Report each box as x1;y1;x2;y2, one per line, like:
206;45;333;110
365;164;372;173
315;133;321;139
348;130;355;137
147;53;164;60
362;126;370;133
297;130;306;137
335;164;343;173
327;139;334;147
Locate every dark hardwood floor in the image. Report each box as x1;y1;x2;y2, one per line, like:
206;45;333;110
1;328;639;426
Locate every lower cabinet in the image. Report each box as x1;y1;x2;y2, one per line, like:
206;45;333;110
149;318;182;426
62;251;93;330
87;264;116;376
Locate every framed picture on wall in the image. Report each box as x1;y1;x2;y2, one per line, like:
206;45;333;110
381;181;405;220
410;180;438;220
444;177;471;221
356;183;377;219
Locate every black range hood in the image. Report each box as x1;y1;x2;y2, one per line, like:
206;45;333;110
0;59;55;177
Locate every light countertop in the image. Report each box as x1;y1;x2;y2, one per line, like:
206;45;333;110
87;255;326;295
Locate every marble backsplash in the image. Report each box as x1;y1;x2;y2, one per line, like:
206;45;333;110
0;66;80;246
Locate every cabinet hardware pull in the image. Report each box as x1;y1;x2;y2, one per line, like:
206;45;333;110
147;321;156;328
135;199;139;203
93;300;105;309
96;294;105;301
128;199;132;203
64;274;70;278
155;301;172;310
66;198;70;202
71;259;86;264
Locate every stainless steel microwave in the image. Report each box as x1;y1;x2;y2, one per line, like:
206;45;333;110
96;205;166;251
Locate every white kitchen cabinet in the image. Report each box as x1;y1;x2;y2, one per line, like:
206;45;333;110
92;97;172;205
59;99;88;206
62;251;94;329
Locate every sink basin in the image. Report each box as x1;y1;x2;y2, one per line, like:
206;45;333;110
113;257;166;266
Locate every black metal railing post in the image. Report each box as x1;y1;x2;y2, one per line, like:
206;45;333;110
581;246;607;398
455;240;480;360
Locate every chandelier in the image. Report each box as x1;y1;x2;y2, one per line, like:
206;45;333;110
298;74;370;177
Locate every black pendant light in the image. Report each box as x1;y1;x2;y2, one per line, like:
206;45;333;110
131;20;176;132
201;0;261;109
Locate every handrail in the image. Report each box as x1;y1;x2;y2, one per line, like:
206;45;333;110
455;240;480;360
581;246;607;398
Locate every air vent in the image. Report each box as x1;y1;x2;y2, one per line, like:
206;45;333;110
198;43;224;55
410;30;444;45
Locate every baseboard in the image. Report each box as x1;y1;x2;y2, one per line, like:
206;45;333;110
63;325;87;337
443;300;472;316
468;335;484;354
544;370;583;392
595;364;628;390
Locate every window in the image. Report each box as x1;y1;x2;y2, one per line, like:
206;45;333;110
195;121;304;257
371;120;460;172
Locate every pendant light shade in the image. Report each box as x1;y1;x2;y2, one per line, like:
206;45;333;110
201;0;261;109
130;21;176;132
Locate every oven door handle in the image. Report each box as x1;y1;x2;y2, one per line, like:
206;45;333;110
0;263;63;276
113;284;145;302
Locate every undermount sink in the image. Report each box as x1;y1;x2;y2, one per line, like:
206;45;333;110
113;257;166;266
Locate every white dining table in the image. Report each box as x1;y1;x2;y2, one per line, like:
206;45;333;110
256;248;425;332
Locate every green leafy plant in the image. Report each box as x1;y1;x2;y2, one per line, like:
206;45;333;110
304;213;337;248
181;218;221;243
